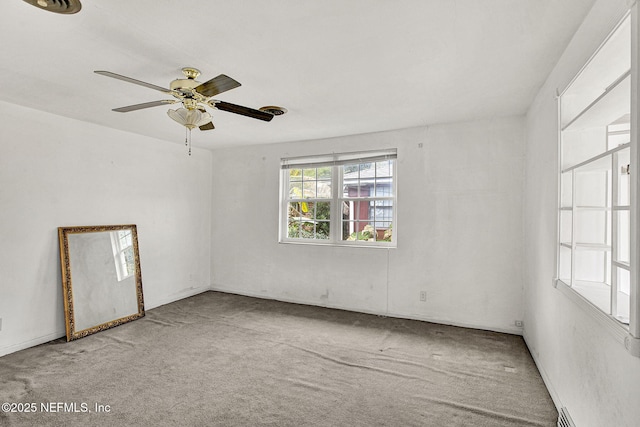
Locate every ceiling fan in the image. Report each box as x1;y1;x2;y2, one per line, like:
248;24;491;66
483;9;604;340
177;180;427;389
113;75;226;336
95;67;274;153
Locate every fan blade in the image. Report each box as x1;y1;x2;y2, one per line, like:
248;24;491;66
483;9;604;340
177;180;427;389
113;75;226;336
199;122;215;131
194;74;241;97
112;100;176;112
213;101;274;122
95;70;172;94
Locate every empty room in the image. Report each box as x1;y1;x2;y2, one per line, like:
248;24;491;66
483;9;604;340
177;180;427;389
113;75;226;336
1;0;639;426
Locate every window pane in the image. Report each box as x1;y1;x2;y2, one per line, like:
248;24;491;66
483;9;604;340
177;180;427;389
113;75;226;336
558;246;571;283
375;222;393;242
374;184;392;197
343;160;394;197
343;178;370;198
303;181;317;198
608;122;630;151
340;159;395;242
289;182;302;198
292;219;315;239
618;266;631;295
560;210;572;244
370;205;393;228
316;180;332;198
291;168;331;199
316;202;331;220
287;220;300;238
289;169;302;181
317;167;331;179
618;168;630;205
615;267;630;324
343;221;377;241
561;129;606;170
344;200;368;221
288;202;308;239
287;201;331;240
616;210;630;264
359;162;374;174
574;169;608;207
376;160;393;178
574;250;608;283
360;223;376;241
343;163;360;175
616;147;630;206
301;221;316;239
574;210;608;245
316;221;330;240
560;172;572;208
343;164;362;197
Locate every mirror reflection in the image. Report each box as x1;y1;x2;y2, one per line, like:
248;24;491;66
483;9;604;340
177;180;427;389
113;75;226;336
58;224;145;341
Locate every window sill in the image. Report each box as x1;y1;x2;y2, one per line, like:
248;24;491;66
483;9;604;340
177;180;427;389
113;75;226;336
554;278;639;357
279;239;396;249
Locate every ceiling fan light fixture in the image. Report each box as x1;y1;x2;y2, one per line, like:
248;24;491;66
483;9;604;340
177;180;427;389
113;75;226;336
167;107;211;130
167;107;212;156
23;0;82;14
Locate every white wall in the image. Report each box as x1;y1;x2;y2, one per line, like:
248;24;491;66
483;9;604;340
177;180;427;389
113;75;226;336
211;117;526;334
524;0;640;426
0;100;212;357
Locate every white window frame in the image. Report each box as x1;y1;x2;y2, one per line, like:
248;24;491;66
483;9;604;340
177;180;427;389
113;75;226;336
555;7;640;357
279;149;398;248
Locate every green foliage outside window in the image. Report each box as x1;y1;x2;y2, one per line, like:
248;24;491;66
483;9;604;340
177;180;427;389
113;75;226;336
346;223;392;242
288;201;331;239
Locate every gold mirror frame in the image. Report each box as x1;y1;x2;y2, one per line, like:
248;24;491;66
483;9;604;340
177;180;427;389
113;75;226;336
58;224;145;341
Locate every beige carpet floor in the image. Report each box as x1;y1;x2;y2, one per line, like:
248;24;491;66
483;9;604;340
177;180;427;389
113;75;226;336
0;291;556;426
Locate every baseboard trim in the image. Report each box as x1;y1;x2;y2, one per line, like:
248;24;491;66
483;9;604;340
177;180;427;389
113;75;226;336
385;310;523;336
209;285;523;336
0;286;210;358
0;331;64;358
145;286;210;310
522;330;562;412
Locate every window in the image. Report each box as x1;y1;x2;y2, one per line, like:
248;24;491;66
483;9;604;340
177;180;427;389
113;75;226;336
557;15;631;325
280;149;397;246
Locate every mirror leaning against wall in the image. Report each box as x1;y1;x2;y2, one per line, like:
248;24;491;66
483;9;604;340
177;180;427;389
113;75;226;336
58;224;145;341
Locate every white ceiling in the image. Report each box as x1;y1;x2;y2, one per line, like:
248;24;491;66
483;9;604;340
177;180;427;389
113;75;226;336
0;0;596;149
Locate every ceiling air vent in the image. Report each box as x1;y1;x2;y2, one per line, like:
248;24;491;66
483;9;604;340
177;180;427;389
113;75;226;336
22;0;82;14
259;106;288;116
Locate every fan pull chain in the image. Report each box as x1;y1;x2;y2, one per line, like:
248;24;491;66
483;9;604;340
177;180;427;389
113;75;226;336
184;127;192;156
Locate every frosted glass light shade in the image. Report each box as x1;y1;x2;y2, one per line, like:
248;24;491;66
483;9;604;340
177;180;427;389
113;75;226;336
167;108;211;129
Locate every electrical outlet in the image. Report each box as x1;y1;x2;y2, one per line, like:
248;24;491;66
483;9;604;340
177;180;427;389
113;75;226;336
419;291;427;302
515;320;524;328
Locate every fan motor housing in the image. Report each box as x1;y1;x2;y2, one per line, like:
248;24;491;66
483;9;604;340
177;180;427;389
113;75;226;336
170;79;201;92
170;67;203;95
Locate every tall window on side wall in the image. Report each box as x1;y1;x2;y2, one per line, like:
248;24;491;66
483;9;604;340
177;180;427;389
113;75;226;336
280;149;397;247
558;14;631;325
